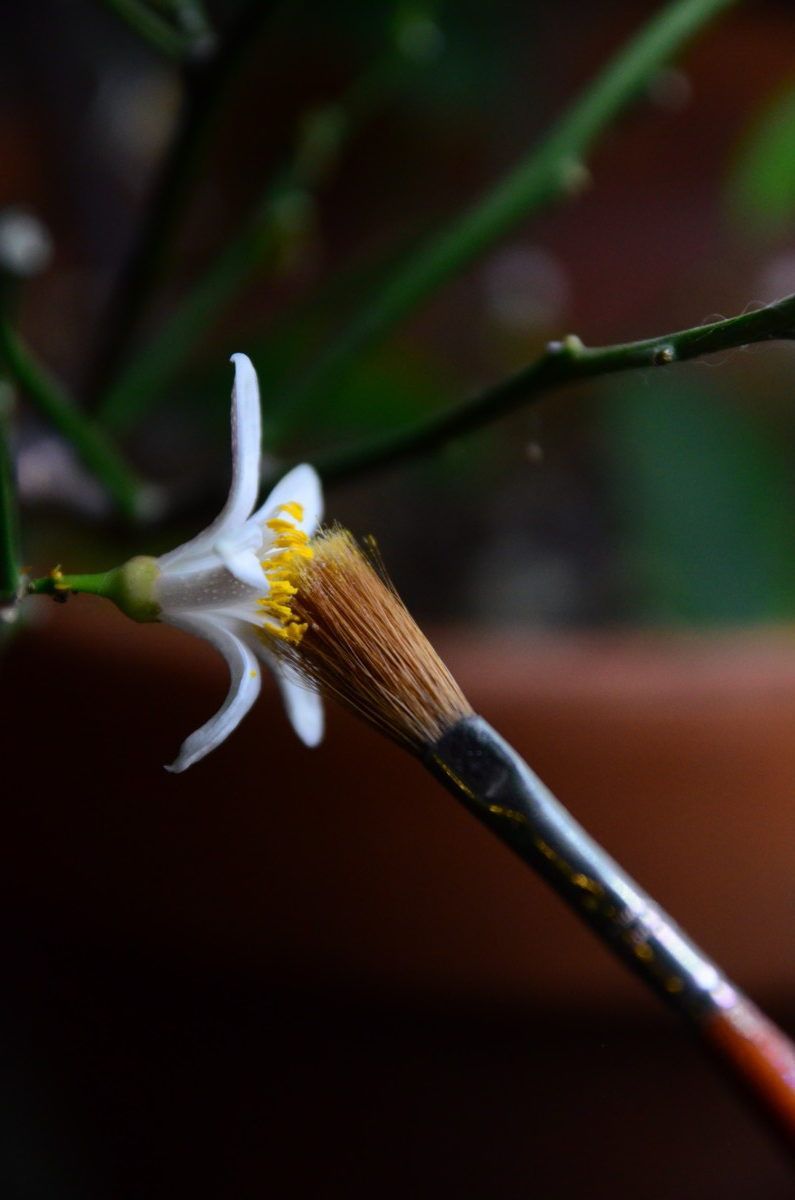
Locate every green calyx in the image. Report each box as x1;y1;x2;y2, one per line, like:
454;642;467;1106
102;556;161;622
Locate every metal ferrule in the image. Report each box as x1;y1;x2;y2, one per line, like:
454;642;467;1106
425;715;731;1021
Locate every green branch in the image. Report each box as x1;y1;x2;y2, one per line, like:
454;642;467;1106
99;0;197;60
302;295;795;486
99;125;340;432
159;0;214;49
274;0;739;422
87;0;273;408
0;323;147;522
0;387;20;607
98;46;438;432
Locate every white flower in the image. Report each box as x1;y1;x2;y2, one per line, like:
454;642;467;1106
156;352;324;772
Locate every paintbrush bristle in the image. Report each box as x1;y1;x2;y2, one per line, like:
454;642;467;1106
270;527;472;751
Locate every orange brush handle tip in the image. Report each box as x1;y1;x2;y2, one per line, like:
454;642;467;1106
705;995;795;1145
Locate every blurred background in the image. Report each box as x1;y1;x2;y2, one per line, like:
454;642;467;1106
3;0;795;1194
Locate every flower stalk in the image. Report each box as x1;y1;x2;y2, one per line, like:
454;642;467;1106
28;559;160;622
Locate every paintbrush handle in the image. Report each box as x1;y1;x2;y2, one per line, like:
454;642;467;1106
426;714;795;1152
704;993;795;1147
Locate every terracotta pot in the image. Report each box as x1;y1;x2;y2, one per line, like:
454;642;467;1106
4;600;795;1016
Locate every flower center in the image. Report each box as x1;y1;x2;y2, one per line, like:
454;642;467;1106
257;502;313;645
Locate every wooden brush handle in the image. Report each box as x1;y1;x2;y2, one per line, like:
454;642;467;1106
704;992;795;1149
429;717;795;1154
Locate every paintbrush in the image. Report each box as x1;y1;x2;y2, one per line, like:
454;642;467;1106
273;526;795;1152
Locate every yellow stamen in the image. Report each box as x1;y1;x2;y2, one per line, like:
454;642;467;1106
278;501;304;522
263;544;313;569
262;620;289;640
262;602;294;618
266;518;301;534
257;499;314;647
273;529;310;547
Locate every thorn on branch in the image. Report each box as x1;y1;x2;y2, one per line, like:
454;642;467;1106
546;333;585;359
559;158;592;198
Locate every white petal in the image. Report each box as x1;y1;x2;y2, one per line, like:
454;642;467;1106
164;613;262;772
156;562;257;612
249;463;323;536
275;663;325;747
251;642;324;747
214;538;269;591
160;354;262;569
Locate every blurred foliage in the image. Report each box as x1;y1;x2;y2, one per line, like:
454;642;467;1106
727;79;795;240
6;0;795;631
601;374;795;623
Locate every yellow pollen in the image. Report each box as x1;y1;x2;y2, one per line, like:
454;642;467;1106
257;500;313;648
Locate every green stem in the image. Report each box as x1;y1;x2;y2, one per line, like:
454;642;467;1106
87;0;275;408
302;295;795;486
0;323;147;521
0;392;20;606
99;189;294;430
99;0;192;59
28;556;160;621
27;570;118;599
160;0;214;48
274;0;739;422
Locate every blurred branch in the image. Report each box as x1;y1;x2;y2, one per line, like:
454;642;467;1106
159;0;214;49
98;39;444;432
302;294;795;486
273;0;739;423
98;105;346;431
0;389;20;609
87;1;273;407
99;0;199;60
0;323;148;522
0;209;50;612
